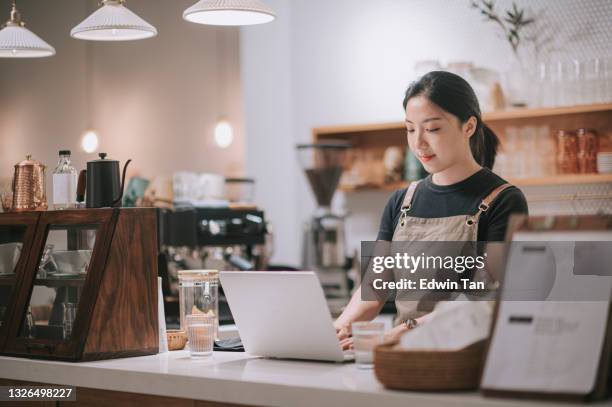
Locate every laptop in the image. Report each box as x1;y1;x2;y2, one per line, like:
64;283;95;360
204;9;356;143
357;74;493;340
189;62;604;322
219;271;354;362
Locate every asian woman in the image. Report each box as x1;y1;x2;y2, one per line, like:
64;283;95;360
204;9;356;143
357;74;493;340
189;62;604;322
335;71;529;349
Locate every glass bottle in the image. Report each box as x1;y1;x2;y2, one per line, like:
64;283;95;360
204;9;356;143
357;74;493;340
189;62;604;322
52;150;77;210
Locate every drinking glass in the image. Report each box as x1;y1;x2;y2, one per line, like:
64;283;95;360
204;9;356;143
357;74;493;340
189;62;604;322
62;303;76;340
186;314;215;357
504;127;521;178
352;321;384;369
536;62;551;107
584;58;602;104
521;126;538;177
603;57;612;103
549;60;576;107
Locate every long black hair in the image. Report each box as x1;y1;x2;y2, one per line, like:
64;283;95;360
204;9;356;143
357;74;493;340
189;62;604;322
403;71;499;169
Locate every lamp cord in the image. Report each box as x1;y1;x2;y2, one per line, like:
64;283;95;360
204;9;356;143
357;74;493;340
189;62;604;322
9;0;21;25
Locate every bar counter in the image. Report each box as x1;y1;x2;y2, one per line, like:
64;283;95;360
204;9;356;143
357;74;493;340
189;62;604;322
2;350;611;407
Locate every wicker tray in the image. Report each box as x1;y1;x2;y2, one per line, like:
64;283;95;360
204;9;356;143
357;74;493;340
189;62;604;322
167;330;188;351
374;340;486;391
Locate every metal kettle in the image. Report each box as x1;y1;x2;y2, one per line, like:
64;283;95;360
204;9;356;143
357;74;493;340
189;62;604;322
77;153;131;208
11;155;48;212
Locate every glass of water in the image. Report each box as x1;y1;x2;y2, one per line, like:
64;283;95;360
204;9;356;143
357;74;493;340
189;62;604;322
186;314;215;357
62;303;76;340
352;321;384;369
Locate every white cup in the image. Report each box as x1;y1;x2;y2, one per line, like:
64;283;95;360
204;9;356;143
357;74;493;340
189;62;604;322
352;321;384;369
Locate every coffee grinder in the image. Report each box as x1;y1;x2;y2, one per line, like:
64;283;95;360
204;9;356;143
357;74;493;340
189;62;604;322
297;142;351;305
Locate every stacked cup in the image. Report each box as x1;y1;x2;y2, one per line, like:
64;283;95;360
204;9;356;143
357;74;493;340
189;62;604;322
597;152;612;174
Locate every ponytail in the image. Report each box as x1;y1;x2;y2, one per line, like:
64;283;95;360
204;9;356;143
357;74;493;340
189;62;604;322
469;122;500;169
403;71;499;170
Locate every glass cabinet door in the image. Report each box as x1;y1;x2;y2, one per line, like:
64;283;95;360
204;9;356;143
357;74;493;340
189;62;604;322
19;224;98;341
0;212;39;337
0;225;27;328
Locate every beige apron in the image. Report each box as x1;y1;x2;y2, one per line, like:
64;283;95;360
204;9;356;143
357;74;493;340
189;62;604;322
392;179;512;324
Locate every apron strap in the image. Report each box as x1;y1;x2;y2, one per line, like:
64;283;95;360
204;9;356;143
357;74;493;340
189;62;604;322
398;180;420;227
466;183;513;226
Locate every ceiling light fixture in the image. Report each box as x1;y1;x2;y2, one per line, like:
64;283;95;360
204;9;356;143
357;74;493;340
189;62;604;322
71;0;157;41
183;0;276;26
0;0;55;58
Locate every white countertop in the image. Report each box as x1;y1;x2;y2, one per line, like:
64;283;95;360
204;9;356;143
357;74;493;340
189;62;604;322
2;350;611;407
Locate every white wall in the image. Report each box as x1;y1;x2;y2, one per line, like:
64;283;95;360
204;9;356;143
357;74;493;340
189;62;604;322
241;0;612;266
0;0;244;192
240;0;300;265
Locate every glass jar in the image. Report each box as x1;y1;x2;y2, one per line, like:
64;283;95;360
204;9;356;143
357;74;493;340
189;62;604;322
178;270;219;339
556;130;578;174
576;128;599;174
224;178;255;203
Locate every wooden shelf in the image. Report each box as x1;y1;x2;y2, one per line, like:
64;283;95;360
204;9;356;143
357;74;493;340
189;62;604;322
482;103;612;121
313;121;405;137
0;274;16;286
313;104;612;137
339;181;408;193
315;103;612;189
508;173;612;187
339;173;612;193
34;276;86;288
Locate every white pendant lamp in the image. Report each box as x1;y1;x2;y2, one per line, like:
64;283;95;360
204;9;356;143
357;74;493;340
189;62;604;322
183;0;276;26
0;0;55;58
71;0;157;41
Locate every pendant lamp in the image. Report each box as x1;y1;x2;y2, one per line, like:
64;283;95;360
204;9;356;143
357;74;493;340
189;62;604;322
183;0;276;26
0;0;55;58
71;0;157;41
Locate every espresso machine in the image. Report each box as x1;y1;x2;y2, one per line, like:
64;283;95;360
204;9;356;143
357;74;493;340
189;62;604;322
157;206;268;327
297;142;351;306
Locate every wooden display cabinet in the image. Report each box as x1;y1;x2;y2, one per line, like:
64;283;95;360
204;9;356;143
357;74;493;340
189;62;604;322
0;208;158;362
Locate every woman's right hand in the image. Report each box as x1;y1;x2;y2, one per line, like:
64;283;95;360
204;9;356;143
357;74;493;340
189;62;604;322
336;325;351;341
339;336;353;351
334;320;351;340
335;320;353;350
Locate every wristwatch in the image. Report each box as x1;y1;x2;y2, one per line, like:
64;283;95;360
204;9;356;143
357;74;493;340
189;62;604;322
402;318;418;329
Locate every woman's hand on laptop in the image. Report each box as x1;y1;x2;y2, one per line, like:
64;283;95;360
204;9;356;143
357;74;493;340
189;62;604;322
334;321;354;350
339;336;353;350
335;324;351;341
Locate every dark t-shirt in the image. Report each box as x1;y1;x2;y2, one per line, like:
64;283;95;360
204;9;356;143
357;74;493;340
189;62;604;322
377;168;528;242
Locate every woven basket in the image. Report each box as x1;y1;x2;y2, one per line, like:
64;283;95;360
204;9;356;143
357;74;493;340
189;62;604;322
374;340;486;391
167;330;188;351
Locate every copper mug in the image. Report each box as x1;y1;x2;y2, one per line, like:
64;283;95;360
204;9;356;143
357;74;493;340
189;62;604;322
11;155;48;212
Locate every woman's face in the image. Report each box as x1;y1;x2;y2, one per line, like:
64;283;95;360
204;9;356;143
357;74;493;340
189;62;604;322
405;95;476;174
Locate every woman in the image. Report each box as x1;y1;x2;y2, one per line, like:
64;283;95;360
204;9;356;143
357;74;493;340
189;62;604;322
335;71;528;348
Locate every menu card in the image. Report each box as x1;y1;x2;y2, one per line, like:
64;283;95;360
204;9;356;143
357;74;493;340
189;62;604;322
481;231;612;397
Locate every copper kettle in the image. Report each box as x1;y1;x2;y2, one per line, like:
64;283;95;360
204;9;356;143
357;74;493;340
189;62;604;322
11;155;48;212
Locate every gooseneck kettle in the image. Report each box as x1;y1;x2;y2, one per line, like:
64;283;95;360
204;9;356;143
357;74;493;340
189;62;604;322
77;153;131;208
